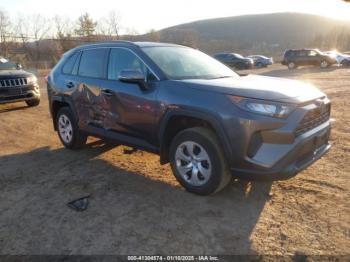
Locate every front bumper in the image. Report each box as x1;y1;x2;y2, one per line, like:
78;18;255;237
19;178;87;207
0;83;40;104
225;97;331;180
231;123;331;180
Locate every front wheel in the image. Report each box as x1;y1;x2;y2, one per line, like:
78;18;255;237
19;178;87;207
320;60;329;68
56;107;87;149
26;98;40;107
169;127;231;195
256;62;263;68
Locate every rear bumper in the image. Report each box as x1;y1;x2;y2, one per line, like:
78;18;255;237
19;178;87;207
0;84;40;104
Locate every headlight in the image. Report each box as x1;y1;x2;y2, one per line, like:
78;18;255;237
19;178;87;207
27;75;37;84
227;95;295;118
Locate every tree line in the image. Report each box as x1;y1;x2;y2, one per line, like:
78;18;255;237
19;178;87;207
1;9;349;69
0;10;128;68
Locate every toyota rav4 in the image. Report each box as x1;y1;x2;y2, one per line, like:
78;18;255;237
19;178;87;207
47;41;331;195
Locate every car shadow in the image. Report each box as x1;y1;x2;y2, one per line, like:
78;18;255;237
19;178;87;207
0;103;29;113
0;140;272;255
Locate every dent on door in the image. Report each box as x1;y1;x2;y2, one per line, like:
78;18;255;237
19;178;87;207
101;80;158;142
72;81;107;128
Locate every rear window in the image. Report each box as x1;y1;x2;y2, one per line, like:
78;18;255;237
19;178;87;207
78;49;108;78
284;50;294;57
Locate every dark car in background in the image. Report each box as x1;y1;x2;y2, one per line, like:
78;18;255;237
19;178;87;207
282;49;336;69
247;55;273;67
0;57;40;106
47;41;331;195
213;53;254;70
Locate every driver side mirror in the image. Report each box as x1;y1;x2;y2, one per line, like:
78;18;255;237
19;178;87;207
16;63;22;70
118;70;148;90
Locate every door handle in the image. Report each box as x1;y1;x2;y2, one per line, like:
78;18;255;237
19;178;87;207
101;89;113;96
66;81;75;89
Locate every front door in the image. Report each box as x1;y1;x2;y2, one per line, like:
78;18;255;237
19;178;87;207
100;48;158;144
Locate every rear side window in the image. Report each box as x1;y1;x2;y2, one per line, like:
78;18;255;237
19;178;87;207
62;52;79;74
78;49;108;78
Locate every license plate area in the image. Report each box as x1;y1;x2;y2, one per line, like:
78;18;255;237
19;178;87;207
313;130;330;152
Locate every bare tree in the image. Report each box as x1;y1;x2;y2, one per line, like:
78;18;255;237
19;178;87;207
29;14;51;41
54;15;76;54
105;11;121;39
54;15;72;37
123;27;139;41
0;9;11;56
13;16;28;43
146;29;160;42
96;11;121;40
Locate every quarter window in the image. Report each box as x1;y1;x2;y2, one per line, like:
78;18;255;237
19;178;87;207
62;52;79;74
78;49;108;78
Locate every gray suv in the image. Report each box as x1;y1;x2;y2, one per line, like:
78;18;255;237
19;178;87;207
47;41;331;195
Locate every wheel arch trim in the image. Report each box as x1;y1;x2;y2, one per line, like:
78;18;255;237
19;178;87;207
158;108;233;165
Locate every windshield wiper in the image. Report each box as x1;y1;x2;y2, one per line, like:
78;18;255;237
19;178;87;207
209;76;233;79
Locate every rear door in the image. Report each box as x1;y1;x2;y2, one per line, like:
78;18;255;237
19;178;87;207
296;50;308;65
73;48;109;128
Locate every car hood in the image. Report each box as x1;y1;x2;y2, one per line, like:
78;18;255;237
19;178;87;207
177;75;325;104
0;70;33;79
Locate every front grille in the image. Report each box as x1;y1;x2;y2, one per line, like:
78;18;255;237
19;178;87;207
295;103;330;136
0;78;28;88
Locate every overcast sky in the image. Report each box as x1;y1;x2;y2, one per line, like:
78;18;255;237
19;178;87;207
1;0;350;33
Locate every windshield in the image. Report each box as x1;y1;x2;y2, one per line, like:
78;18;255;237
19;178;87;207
0;58;17;70
142;46;237;80
232;53;245;59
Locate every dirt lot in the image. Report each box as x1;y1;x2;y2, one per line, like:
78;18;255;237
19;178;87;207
0;64;349;256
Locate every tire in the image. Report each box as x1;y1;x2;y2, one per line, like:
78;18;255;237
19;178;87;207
256;62;263;68
237;63;245;70
287;62;297;70
341;60;350;67
169;127;231;195
56;107;87;149
26;98;40;107
320;60;329;68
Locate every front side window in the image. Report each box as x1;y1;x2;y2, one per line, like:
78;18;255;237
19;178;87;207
108;48;151;80
232;53;244;59
214;54;224;59
142;46;237;80
308;51;318;57
78;49;108;78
